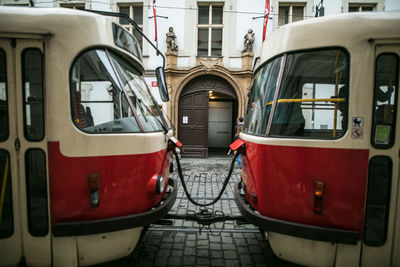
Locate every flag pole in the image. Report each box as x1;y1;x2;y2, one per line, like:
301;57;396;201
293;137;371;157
262;0;270;42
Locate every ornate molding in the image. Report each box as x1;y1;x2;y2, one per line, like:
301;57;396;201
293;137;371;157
195;57;224;74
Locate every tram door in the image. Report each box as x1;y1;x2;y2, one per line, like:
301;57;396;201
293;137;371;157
0;38;51;266
361;43;400;267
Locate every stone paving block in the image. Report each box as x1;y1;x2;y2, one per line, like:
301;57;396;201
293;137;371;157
173;243;184;250
237;246;250;255
186;233;196;240
185;240;195;247
197;249;209;258
160;243;173;249
223;250;237;260
154;257;168;266
240;254;254;265
184;247;195;256
222;243;236;250
196;239;209;249
157;249;171;257
196;258;210;265
182;256;195;265
249;245;263;254
168;256;182;266
210;242;222;250
171;250;184;258
210;250;223;259
225;259;240;267
211;259;226;266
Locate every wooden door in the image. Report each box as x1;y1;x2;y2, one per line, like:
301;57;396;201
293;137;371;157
178;91;208;157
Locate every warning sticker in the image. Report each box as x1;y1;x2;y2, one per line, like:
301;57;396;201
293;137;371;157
351;128;364;139
352;117;364;128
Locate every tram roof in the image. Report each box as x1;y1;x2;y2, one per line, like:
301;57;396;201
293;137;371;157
0;6;106;36
0;6;144;69
258;11;400;67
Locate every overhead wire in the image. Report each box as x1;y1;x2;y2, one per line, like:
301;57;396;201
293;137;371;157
33;1;321;19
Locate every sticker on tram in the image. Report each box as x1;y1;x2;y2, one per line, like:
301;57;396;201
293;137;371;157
351;128;364;139
352;117;364;128
375;125;391;145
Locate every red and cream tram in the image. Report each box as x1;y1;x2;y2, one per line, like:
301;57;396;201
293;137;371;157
0;7;177;266
234;12;400;267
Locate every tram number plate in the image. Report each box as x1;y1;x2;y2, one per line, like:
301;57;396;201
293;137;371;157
351;128;364;139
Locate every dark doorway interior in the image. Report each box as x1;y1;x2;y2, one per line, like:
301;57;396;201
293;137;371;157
178;75;237;158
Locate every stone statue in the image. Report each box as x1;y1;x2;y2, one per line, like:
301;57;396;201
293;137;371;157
166;27;178;52
243;29;255;52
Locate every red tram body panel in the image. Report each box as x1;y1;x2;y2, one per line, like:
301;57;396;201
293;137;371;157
242;142;369;237
48;142;171;223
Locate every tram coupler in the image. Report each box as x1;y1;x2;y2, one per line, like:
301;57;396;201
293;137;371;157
168;136;184;154
229;139;245;155
165;208;247;227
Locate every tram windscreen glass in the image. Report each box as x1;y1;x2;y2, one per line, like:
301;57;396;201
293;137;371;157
244;49;349;139
70;48;166;133
244;56;282;135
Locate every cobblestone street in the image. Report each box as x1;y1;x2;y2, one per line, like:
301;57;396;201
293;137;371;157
96;151;299;267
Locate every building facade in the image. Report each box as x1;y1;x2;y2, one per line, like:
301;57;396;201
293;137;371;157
1;0;397;156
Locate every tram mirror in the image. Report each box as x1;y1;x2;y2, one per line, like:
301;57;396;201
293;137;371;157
156;67;169;102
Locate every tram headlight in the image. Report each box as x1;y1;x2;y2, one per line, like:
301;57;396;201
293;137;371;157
146;174;165;195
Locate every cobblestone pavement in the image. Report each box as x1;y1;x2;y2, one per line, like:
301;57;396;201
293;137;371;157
96;151;299;267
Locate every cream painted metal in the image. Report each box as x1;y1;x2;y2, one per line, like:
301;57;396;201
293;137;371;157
0;6;170;266
0;7;169;157
242;12;400;267
0;37;52;267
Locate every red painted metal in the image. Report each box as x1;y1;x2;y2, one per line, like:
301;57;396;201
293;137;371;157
47;142;171;224
242;141;369;237
230;139;245;151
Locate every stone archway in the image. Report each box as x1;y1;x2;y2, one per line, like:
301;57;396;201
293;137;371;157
178;75;238;158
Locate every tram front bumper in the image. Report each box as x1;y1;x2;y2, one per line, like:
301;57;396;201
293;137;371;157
53;178;178;237
233;181;358;245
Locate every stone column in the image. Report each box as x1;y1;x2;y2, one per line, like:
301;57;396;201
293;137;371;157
166;51;178;69
241;51;254;71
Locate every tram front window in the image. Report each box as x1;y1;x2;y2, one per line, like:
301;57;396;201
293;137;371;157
244;48;349;139
70;49;167;133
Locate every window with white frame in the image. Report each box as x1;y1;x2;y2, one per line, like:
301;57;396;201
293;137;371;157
278;4;305;26
197;4;223;57
118;4;143;50
348;3;376;12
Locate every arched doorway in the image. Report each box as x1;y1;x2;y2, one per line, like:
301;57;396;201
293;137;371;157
178;75;238;157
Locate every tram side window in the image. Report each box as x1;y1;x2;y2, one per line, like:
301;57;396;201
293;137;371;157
22;49;44;141
371;53;398;148
0;49;8;141
269;49;349;139
0;150;13;238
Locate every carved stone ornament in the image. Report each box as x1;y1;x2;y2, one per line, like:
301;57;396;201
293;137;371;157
166;27;178;52
196;57;224;73
243;29;255;52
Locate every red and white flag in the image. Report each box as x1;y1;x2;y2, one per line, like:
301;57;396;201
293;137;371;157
153;0;157;42
262;0;270;41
